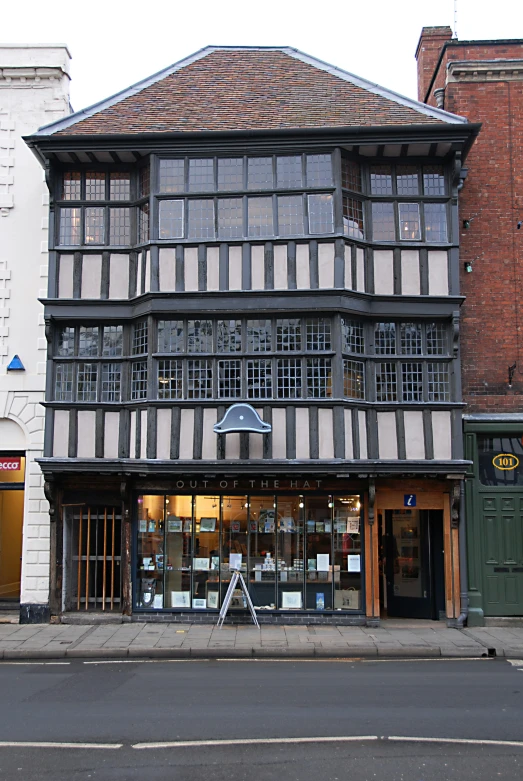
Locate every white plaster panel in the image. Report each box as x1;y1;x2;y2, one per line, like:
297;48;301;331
428;251;449;296
109;254;129;299
358;410;368;459
58;255;73;298
296;243;310;289
318;243;335;289
228;245;242;291
249;408;265;459
295;407;309;460
158;248;176;292
184;247;198;292
356;248;365;292
80;254;102;299
140;409;147;459
404;410;425;460
77;410;96;458
344;250;352;289
144;251;151;293
401;250;420;295
206;246;220;291
318;408;334;459
273;244;287;290
343;409;353;459
272;408;287;458
129;411;136;458
52;410;69;456
251;245;265;290
103;412;120;459
432;411;452;460
179;409;194;459
202;408;217;460
156;408;171;460
373;250;394;295
225;433;240;460
377;412;398;460
136;255;143;296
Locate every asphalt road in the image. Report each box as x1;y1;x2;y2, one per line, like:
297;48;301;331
0;658;522;780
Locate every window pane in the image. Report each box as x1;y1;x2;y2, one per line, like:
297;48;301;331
306;318;331;351
426;323;447;355
277;319;301;351
399;203;421;241
247;359;272;399
109;207;131;244
188;159;214;192
187;359;212;399
428;364;450;401
343;196;364;238
343;359;365;399
218;158;243;191
277;195;304;236
139;166;150;198
276;156;302;188
55;363;74;401
131;361;148;400
157;360;183;400
217;320;242;352
371;202;395;241
306;154;332;187
396;165;419;195
425;203;447;242
85;172;105;201
341;159;362;192
159;159;185;193
62;172;81;200
247;157;273;190
401;362;423;401
85;207;105;244
342;319;364;354
101;363;121;402
159;200;184;239
308;194;334;234
57;326;75;356
102;325;123;356
188;199;215;239
374;322;396;355
132;321;148;355
139;203;149;242
109;173;130;200
277;358;302;398
306;358;332;398
158;320;184;353
187;320;212;352
423;166;446;195
370;165;393;195
79;326;99;356
218;359;242;398
59;208;82;245
400;323;422;355
247;320;272;351
217;198;243;239
248;197;274;237
376;362;397;401
77;363;98;401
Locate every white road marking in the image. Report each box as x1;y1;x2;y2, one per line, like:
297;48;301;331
506;659;523;667
388;736;523;748
0;742;122;749
0;662;70;666
132;736;379;749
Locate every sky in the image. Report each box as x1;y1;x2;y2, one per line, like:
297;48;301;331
2;0;521;113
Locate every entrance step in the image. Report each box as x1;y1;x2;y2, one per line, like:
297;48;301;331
485;617;523;627
60;612;128;625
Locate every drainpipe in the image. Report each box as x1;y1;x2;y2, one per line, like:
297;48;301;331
456;481;468;627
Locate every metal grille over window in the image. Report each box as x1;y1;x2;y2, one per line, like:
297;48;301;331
307;194;334;234
102;325;123;356
306;318;331;351
62;172;81;200
77;363;98;402
248;197;274;237
101;363;122;402
79;326;99;357
277;319;301;351
428;364;450;401
276;156;303;188
132;321;148;355
131;361;148;400
188;199;215;239
189;159;214;192
277;358;302;398
343;196;364;238
343;359;365;399
157;360;183;400
306;358;332;398
158;320;184;353
159;159;185;193
218;158;243;191
277;195;304;236
109;172;131;200
247;359;272;399
218;359;242;398
187;359;212;399
248;157;273;190
217;320;242;352
55;363;74;401
247;320;272;352
159;200;184;239
85;172;105;201
401;362;423;402
342;319;365;354
306;154;332;187
400;323;422;355
187;320;212;352
376;362;397;402
217;198;243;239
375;323;396;355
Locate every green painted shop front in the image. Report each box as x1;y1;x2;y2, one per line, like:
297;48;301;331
465;421;523;625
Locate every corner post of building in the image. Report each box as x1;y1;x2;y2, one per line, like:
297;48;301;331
443;481;461;622
120;478;132;617
44;475;61;618
365;477;380;625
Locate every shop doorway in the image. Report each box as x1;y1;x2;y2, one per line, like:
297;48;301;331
0;454;25;607
381;509;445;620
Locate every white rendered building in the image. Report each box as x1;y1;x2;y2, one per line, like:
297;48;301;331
0;44;70;622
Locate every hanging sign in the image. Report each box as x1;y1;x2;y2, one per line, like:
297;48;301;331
0;457;21;471
492;453;519;471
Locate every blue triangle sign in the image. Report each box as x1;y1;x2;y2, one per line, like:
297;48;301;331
7;355;25;371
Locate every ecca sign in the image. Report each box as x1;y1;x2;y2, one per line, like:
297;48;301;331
0;457;21;471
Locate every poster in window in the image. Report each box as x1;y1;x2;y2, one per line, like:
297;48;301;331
200;517;216;532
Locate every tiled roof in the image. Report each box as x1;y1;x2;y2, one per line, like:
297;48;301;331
40;47;467;137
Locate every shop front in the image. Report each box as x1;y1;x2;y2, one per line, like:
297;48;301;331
0;454;26;607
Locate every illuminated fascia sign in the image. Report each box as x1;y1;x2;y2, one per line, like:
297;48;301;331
0;457;21;471
492;453;519;471
214;404;271;434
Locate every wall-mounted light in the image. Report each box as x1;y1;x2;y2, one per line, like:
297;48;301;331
464;261;473;273
298;495;304;509
462;213;479;230
518;221;522;230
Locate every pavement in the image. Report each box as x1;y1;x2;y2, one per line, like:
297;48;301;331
1;617;523;660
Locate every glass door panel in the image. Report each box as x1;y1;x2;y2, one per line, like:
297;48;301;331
305;496;333;610
221;497;248;609
0;490;24;601
277;495;304;609
333;496;362;610
194;495;220;609
136;494;166;609
164;494;193;609
248;495;276;609
385;509;432;618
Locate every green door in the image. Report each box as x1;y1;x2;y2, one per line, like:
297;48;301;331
480;494;523;616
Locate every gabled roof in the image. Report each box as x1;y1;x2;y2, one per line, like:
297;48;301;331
35;46;467;137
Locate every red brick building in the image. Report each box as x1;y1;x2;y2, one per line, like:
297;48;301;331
416;28;523;623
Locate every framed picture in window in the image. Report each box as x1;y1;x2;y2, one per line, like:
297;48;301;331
207;591;219;609
200;517;216;532
167;516;182;533
281;592;302;609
